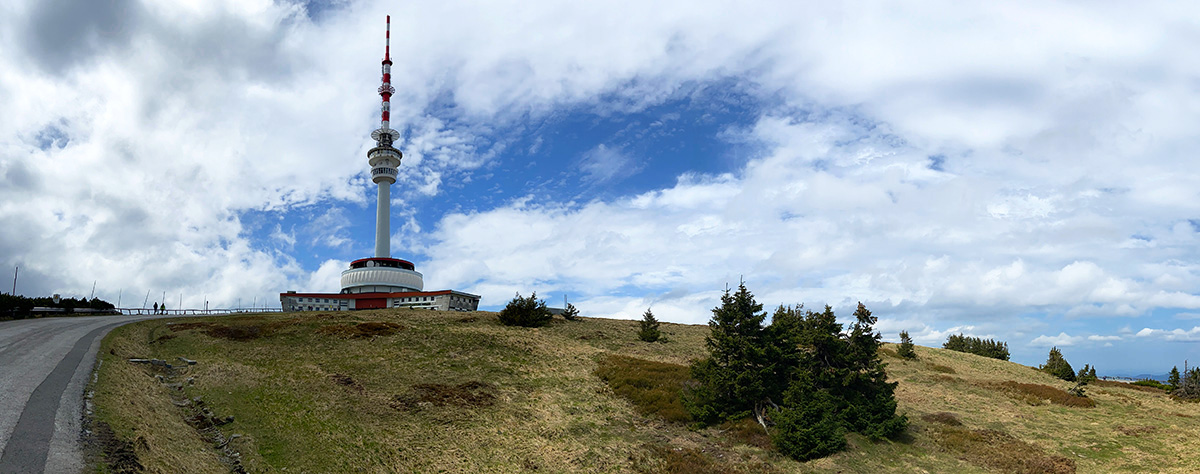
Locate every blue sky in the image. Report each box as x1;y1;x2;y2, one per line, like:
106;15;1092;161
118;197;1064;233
2;0;1200;374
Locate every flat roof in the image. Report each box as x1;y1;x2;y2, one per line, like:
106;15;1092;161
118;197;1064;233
280;289;480;299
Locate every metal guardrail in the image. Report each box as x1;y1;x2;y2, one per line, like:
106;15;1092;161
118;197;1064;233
116;308;283;316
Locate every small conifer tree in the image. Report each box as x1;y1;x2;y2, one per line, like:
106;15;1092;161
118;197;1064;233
897;330;917;360
1168;366;1181;391
683;282;769;423
561;303;580;321
497;292;552;327
638;308;661;342
1040;347;1076;382
1176;367;1200;400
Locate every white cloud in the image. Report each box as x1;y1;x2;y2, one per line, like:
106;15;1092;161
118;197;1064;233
1134;327;1200;342
578;144;641;184
1030;332;1083;347
1087;335;1121;342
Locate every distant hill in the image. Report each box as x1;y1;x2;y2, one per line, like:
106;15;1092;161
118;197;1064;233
91;309;1200;473
1105;373;1169;382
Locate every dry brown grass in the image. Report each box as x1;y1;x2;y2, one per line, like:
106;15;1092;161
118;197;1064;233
91;314;1200;473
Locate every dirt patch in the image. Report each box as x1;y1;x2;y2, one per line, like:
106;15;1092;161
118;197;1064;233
921;412;962;426
577;330;610;341
390;381;496;410
329;373;364;393
207;324;271;341
152;334;177;344
317;322;403;338
167;322;214;332
169;319;303;341
92;421;144;473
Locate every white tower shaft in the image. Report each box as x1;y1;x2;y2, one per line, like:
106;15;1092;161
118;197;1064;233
375;181;390;258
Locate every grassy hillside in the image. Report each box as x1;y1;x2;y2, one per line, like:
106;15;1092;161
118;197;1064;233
90;309;1200;473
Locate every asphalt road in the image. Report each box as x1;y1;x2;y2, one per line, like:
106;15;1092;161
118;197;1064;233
0;315;153;473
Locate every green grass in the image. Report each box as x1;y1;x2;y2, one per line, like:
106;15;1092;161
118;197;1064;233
89;311;1200;473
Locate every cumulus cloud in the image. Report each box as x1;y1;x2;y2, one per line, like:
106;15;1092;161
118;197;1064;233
1135;327;1200;342
1030;332;1083;347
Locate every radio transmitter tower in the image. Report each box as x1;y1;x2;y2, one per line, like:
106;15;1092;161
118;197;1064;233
336;15;424;296
281;16;480;312
369;15;401;258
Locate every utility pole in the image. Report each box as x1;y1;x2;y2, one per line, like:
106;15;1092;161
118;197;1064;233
11;265;17;296
117;289;122;308
179;293;182;311
143;289;151;310
161;291;165;311
90;280;96;299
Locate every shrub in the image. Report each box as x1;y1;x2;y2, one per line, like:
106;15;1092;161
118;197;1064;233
638;308;662;342
561;303;580;321
1040;347;1076;382
497;292;552;327
942;334;1010;360
1131;379;1170;391
897;330;917;360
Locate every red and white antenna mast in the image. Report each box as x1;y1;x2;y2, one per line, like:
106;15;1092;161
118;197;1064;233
367;15;402;258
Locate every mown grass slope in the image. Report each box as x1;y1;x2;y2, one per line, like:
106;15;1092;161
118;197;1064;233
91;309;1200;473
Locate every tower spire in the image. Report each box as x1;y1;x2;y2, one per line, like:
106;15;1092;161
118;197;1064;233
368;15;402;258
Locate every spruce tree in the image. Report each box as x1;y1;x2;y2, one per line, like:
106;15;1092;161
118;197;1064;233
1040;347;1076;382
497;292;552;327
839;303;907;439
683;282;769;424
1168;366;1181;391
897;330;917;360
561;303;580;321
637;308;661;342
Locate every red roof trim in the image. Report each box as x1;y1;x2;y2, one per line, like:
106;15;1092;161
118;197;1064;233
279;290;467;300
